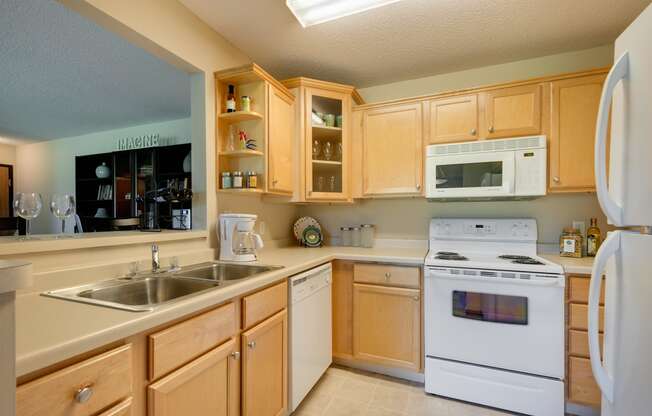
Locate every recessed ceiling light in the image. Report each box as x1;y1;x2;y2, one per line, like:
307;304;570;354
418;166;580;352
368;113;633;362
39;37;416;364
286;0;403;27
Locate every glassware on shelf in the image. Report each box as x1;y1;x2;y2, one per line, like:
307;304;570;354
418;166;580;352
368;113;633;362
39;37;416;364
312;140;321;160
335;142;343;161
316;175;325;192
14;192;43;240
323;141;333;161
50;194;75;238
227;125;236;151
329;176;336;192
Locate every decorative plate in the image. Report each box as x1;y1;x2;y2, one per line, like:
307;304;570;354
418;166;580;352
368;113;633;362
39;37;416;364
302;225;323;247
293;216;321;242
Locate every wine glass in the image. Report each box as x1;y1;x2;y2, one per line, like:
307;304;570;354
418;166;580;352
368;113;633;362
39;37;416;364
323;141;333;161
312;140;321;160
50;194;75;238
14;193;43;240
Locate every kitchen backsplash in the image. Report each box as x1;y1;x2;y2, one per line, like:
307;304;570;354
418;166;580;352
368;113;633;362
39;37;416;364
298;193;607;245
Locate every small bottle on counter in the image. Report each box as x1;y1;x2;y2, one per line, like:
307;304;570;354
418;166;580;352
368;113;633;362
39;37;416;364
360;224;375;248
586;218;602;257
352;227;361;247
560;227;583;258
341;227;352;246
232;171;243;188
221;172;232;189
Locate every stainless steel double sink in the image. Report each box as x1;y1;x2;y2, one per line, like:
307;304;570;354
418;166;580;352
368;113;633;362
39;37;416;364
42;262;283;312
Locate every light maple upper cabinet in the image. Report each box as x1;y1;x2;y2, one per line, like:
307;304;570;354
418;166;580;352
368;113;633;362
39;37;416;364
426;94;479;144
241;310;288;416
267;84;294;194
481;84;542;139
148;338;240;416
361;102;423;196
548;73;607;192
353;283;421;371
282;77;364;203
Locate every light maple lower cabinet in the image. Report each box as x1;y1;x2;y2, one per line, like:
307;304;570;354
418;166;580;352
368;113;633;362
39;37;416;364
426;94;479;144
481;84;542;139
352;283;421;371
549;74;607;192
241;310;288;416
267;84;294;194
361;103;423;196
148;337;240;416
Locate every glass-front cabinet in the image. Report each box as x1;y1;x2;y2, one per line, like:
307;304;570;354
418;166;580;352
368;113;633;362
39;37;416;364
283;78;363;203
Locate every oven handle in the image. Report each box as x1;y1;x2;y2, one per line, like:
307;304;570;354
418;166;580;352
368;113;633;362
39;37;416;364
426;271;564;287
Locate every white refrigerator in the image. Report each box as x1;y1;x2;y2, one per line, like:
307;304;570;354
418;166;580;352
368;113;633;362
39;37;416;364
590;3;652;416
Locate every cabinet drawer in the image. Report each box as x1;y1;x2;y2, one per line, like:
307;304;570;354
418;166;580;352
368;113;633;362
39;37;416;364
98;398;132;416
243;280;288;329
568;356;601;407
568;329;604;358
16;344;132;416
354;263;420;289
569;276;604;304
569;303;604;332
149;302;237;380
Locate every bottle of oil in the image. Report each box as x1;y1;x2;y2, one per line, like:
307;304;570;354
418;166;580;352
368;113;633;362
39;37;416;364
226;84;236;113
587;217;602;257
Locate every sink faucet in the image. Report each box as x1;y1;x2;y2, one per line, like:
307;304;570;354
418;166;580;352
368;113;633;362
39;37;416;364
152;243;160;273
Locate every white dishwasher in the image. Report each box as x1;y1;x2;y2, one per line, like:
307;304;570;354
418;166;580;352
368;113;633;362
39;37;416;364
289;263;332;412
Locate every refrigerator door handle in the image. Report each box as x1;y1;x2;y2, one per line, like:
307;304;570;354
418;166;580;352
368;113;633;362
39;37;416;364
595;51;629;225
588;231;620;403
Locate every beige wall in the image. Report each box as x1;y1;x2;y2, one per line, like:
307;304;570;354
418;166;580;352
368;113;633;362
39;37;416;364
301;45;615;245
0;143;16;166
358;44;614;103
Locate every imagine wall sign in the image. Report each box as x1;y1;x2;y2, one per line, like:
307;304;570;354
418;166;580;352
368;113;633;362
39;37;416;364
116;134;160;151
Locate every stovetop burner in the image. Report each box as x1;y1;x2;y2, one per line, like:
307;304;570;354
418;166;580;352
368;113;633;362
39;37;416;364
498;255;532;260
511;258;545;265
435;254;468;261
436;251;459;256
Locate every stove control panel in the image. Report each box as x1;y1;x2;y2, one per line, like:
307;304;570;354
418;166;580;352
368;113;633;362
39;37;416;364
430;218;538;241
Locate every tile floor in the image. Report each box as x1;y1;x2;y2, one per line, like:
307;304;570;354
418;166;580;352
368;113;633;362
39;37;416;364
292;365;516;416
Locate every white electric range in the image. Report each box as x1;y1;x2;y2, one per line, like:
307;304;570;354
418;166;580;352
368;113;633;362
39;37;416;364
424;218;565;416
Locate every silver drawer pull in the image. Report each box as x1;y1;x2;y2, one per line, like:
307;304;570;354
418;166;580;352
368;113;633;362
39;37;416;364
74;385;93;404
231;351;240;360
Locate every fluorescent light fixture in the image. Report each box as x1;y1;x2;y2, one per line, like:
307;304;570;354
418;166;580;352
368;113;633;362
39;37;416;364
287;0;403;27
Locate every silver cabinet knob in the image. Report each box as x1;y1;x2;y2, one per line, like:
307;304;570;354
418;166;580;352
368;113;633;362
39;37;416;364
413;295;420;301
247;341;256;349
74;386;93;404
384;272;391;281
470;128;477;135
553;176;560;183
489;126;495;133
231;351;240;360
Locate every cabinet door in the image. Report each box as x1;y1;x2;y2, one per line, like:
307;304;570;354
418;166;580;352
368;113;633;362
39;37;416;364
332;260;354;359
549;74;606;192
267;85;294;194
353;283;421;371
482;84;542;138
362;103;423;196
427;94;479;144
148;338;239;416
242;310;287;416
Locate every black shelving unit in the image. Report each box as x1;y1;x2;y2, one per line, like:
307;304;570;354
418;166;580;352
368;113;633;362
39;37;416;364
75;143;192;232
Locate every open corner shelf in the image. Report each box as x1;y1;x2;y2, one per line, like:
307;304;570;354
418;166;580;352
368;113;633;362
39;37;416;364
218;188;264;195
219;149;264;158
218;111;264;123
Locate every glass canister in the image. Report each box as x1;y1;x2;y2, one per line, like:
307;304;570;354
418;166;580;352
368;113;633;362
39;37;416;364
232;171;244;188
560;227;583;258
352;227;361;247
341;227;352;246
360;224;375;248
221;172;232;189
241;96;251;112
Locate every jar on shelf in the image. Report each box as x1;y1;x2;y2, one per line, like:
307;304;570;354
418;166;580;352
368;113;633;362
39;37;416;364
360;224;375;248
221;172;232;189
232;171;244;189
340;227;352;246
352;227;361;247
246;171;258;188
241;96;251;112
560;227;583;258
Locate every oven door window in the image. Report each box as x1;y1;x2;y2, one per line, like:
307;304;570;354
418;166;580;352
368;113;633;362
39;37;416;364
436;161;503;189
452;290;528;325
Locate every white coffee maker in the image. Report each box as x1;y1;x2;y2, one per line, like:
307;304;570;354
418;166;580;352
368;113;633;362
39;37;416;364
218;213;264;262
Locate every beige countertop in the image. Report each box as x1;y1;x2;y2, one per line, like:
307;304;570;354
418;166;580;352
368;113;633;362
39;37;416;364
15;245;594;378
15;245;425;377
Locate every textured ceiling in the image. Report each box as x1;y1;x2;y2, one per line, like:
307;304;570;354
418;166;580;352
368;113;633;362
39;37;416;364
0;0;191;141
180;0;650;87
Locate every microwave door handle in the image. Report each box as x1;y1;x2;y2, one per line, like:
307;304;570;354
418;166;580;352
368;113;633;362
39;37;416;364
588;231;620;404
595;51;628;225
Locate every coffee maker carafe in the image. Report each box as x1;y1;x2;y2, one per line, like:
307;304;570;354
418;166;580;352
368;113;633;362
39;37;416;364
218;213;264;262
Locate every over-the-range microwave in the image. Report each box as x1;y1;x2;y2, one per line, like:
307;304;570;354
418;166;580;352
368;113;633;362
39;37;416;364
425;135;547;200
